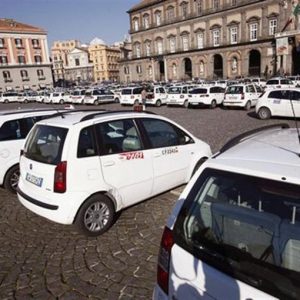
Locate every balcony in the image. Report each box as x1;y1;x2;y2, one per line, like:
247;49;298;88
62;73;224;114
38;76;46;81
129;0;263;34
4;78;13;83
22;77;30;82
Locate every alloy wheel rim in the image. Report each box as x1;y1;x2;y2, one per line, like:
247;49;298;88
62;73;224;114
10;171;20;190
84;202;110;232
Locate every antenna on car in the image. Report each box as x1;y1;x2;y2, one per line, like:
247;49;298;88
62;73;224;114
288;90;300;156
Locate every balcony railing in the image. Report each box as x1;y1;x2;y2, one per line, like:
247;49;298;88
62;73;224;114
129;0;263;34
38;76;46;80
22;77;30;82
4;78;13;83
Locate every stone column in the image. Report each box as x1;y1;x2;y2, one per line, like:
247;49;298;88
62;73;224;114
7;38;15;64
25;39;32;64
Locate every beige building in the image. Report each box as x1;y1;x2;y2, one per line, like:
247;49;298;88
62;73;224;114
51;39;81;82
0;18;53;91
88;38;121;82
119;0;300;82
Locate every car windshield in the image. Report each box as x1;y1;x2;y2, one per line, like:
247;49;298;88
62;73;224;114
53;93;60;97
226;86;243;94
24;125;68;165
174;168;300;299
168;87;181;94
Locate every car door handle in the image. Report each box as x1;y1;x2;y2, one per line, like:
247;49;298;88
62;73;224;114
103;161;115;167
154;152;161;158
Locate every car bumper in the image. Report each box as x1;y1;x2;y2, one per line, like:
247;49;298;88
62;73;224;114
223;101;244;107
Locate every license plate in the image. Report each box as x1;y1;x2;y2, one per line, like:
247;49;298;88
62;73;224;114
26;173;43;187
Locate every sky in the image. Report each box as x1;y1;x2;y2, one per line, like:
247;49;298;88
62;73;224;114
1;0;139;48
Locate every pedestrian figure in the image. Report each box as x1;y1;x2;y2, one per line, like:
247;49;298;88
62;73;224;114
141;86;147;111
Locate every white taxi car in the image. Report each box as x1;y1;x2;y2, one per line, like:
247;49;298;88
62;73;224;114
187;86;225;108
154;123;300;300
69;89;86;104
17;110;212;236
0;109;67;193
44;92;68;104
145;86;168;107
166;85;197;107
223;83;261;110
265;78;295;90
256;88;300;119
119;87;143;106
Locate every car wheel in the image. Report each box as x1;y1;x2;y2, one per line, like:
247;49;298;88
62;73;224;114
115;97;120;103
244;101;251;111
156;99;161;107
24;99;28;104
75;194;115;236
60;99;64;104
184;100;189;108
94;100;99;105
258;107;271;120
210;100;217;109
4;99;9;104
4;165;20;193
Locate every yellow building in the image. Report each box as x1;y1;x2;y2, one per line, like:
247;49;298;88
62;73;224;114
88;38;121;82
51;39;81;82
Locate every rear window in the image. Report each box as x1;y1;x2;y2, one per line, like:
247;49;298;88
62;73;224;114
174;168;300;299
53;93;60;97
267;80;279;85
226;86;243;94
190;88;208;94
121;89;132;95
24;125;68;165
168;87;181;94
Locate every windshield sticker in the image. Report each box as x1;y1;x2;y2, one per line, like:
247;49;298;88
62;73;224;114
162;147;178;155
119;151;144;160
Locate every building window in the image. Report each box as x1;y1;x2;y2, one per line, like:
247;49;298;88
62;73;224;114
230;26;238;44
181;2;188;18
34;55;42;64
212;0;219;10
75;58;80;66
169;37;176;53
196;32;204;49
0;56;8;65
135;44;141;58
20;70;29;81
15;38;23;48
250;22;258;41
124;66;130;75
269;19;277;35
3;71;12;82
136;65;142;74
18;55;26;64
148;65;153;77
37;69;45;79
0;38;4;48
167;6;175;21
212;29;220;46
143;14;149;29
155;11;161;26
182;35;189;51
156;39;163;55
231;0;237;5
195;0;203;15
133;18;139;31
145;42;151;56
32;39;40;48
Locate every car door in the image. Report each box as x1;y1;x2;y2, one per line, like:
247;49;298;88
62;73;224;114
290;90;300;117
266;90;287;116
96;119;153;207
248;84;257;106
139;118;195;195
159;87;167;103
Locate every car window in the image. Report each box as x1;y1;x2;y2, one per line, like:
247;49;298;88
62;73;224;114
133;88;143;94
267;80;278;85
159;87;165;93
168;87;181;94
281;79;291;85
248;85;256;93
121;89;132;95
97;119;142;155
77;126;96;158
210;87;219;93
292;91;300;101
0;119;23;141
174;168;300;299
226;86;243;94
141;118;190;148
24;125;68;165
269;91;283;99
190;88;207;94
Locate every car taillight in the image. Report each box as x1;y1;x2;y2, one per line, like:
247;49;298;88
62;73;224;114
241;93;245;100
157;227;174;295
20;149;24;156
54;161;67;193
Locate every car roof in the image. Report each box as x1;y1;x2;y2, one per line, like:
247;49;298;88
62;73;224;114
211;126;300;184
33;110;159;127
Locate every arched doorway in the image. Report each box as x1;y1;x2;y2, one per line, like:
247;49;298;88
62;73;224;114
183;58;192;80
249;50;261;76
213;54;223;78
292;46;300;75
159;61;165;81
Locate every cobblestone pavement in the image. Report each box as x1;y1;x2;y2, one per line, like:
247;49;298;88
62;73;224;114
0;103;297;299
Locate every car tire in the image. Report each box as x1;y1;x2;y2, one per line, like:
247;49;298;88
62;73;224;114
4;99;9;104
156;99;161;107
94;100;99;105
258;107;271;120
245;101;251;111
60;99;64;104
210;100;217;109
75;194;115;236
4;164;20;194
24;99;28;104
115;97;120;103
184;100;189;108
